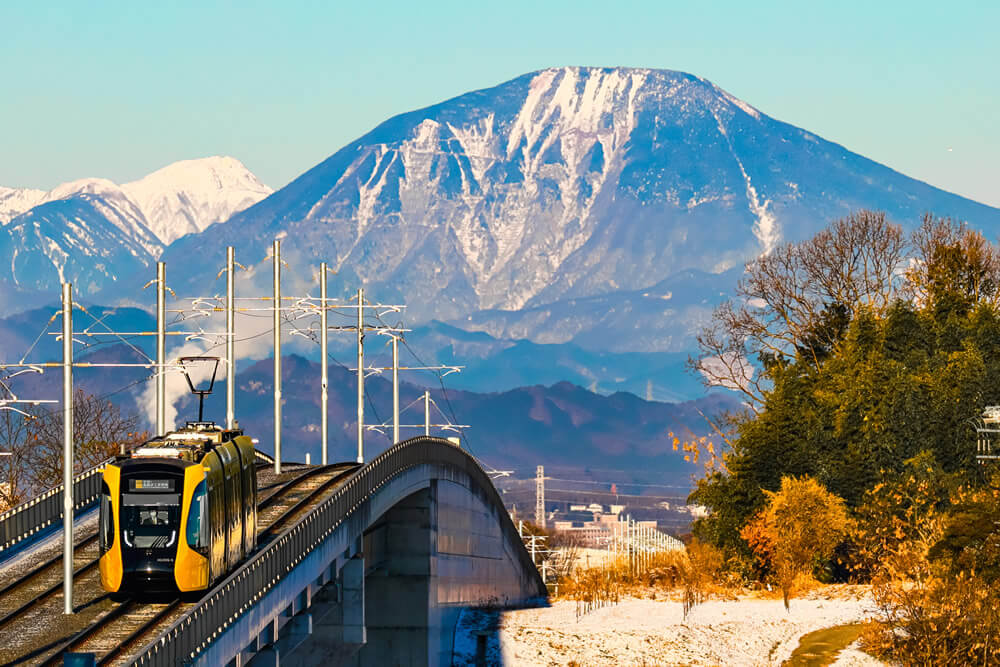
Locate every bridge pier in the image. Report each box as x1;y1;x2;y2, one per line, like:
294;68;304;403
355;486;434;666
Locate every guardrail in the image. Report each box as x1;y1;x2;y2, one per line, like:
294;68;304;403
0;447;277;556
253;448;275;465
133;436;545;666
0;462;108;554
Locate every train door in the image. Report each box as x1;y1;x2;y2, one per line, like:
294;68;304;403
235;438;256;555
203;452;226;581
217;444;242;569
99;481;115;556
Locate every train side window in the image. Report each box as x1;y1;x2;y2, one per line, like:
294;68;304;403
99;482;114;553
186;480;209;553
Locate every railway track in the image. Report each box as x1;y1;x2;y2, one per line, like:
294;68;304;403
0;532;100;631
0;462;359;666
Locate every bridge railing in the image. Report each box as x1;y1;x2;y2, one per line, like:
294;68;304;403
0;447;277;557
0;462;107;554
133;436;544;667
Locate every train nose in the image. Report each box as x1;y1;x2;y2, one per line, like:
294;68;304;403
123;553;177;592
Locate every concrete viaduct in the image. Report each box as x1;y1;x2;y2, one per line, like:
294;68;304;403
127;436;546;666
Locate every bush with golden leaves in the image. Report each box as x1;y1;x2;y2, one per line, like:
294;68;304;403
741;475;850;610
864;573;1000;665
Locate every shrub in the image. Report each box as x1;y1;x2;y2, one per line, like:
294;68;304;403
741;475;850;610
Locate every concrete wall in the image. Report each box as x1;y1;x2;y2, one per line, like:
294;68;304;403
265;463;544;667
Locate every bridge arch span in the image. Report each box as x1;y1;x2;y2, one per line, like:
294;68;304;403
134;436;546;667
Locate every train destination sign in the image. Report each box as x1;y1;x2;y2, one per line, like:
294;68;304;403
130;479;173;491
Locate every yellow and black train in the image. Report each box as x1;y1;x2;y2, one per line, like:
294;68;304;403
98;423;258;593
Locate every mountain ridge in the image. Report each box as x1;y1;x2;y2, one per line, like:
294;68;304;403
1;156;271;243
160;66;1000;351
5;67;1000;354
0;157;271;313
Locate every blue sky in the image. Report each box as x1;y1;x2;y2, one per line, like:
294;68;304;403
1;1;997;205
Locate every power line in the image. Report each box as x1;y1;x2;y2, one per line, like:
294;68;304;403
543;477;693;490
541;488;688;501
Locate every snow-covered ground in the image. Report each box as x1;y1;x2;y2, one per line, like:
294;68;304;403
454;586;884;666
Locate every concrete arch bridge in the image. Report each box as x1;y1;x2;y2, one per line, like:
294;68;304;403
132;435;546;666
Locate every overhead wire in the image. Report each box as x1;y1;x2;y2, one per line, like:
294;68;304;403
281;311;385;429
374;311;474;454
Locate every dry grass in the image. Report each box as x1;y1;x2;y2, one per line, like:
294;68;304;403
557;541;732;620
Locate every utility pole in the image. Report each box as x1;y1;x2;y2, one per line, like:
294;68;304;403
354;350;463;438
62;283;73;615
424;390;430;436
156;262;165;435
226;247;235;430
535;465;545;529
273;240;282;475
320;262;329;465
356;288;364;464
392;335;399;444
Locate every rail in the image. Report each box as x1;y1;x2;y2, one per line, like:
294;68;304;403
132;436;544;666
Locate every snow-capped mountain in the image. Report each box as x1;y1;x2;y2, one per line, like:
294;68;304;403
122;157;273;245
0;157;270;311
161;67;1000;350
43;177;163;257
6;67;1000;354
0;186;46;224
0;193;161;297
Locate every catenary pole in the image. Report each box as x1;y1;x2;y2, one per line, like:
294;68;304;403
424;390;430;436
356;288;364;464
320;262;328;465
156;262;165;434
392;335;399;444
226;247;235;430
273;240;282;475
62;283;73;615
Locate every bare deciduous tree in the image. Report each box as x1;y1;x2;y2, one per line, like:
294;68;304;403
694;210;907;411
20;390;146;494
0;409;35;510
905;214;1000;310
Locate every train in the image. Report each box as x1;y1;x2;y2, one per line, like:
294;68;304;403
98;420;258;593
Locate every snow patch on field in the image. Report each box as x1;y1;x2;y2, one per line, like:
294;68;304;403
454;590;882;666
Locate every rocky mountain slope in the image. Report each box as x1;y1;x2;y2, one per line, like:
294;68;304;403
6;66;1000;363
161;67;1000;352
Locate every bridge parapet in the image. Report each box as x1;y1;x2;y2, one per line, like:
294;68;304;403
132;436;546;666
0;461;106;556
0;448;275;560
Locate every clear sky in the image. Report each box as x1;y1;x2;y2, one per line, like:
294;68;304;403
1;1;997;206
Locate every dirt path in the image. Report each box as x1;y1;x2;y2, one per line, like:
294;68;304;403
784;623;869;666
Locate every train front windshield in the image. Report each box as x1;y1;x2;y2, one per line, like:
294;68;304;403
122;494;180;549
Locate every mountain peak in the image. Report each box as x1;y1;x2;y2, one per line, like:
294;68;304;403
0;186;46;225
0;156;271;312
163;66;1000;342
46;176;121;199
123;156;273;245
